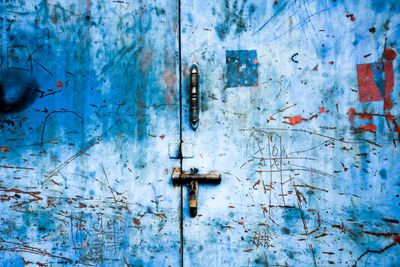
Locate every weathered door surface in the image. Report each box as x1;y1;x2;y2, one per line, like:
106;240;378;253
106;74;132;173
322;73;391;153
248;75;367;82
0;1;182;266
180;0;400;266
1;0;400;267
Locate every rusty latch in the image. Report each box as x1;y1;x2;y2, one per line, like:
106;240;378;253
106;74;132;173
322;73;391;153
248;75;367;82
172;167;221;217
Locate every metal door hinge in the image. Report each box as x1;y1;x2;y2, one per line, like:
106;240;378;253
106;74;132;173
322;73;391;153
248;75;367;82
190;65;199;130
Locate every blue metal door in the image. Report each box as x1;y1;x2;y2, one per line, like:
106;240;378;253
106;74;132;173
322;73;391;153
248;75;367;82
0;1;182;266
1;1;400;266
180;0;400;266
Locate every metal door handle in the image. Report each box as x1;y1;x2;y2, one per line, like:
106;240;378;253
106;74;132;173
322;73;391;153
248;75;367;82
190;65;199;130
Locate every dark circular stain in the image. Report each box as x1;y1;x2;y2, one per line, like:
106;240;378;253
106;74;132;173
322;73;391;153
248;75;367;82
281;227;291;235
0;70;40;114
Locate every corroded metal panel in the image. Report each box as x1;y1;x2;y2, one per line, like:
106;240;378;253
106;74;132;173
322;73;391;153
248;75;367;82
0;1;181;266
181;0;400;266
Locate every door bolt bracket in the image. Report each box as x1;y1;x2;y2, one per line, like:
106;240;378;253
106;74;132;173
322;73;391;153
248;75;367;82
172;167;221;217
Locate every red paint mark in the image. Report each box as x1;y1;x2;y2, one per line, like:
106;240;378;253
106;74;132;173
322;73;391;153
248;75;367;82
341;162;348;172
183;64;190;76
253;180;261;189
287;116;304;125
383;61;394;112
273;0;278;6
252;58;259;64
362;231;398;238
358;124;377;132
159;134;166;140
49;0;58;24
356;62;394;107
1;147;9;153
319;107;326;113
346;13;356;21
332;223;348;233
385;113;398;130
385;112;400;139
383;48;397;61
133;218;141;227
384;96;393;111
385;113;395;122
328;61;334;65
56;80;63;88
357;113;373;120
163;71;176;105
394;235;400;243
239;220;245;225
348;108;356;123
349;109;400;139
2;188;42;206
47;198;55;207
163;71;176;85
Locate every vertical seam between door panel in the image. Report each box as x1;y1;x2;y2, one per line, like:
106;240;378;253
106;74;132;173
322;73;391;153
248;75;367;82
177;0;184;266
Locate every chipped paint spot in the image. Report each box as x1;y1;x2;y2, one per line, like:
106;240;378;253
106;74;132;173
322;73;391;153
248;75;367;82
287;115;304;125
346;13;356;21
56;80;63;88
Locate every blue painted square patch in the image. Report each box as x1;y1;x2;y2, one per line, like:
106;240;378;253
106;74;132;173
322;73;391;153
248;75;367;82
226;50;258;87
